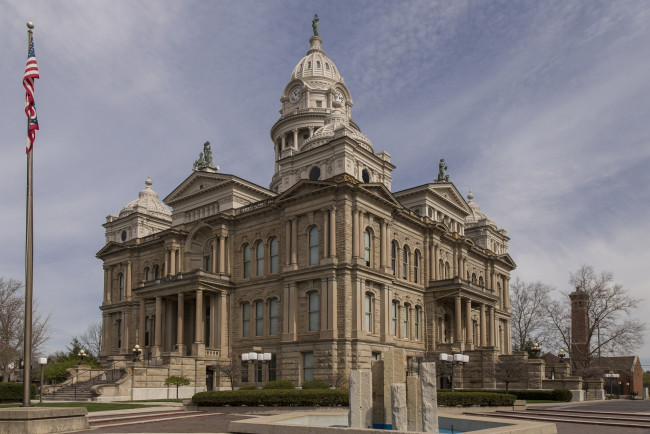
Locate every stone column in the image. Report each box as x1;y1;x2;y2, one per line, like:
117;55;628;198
505;277;511;309
217;292;228;355
348;370;372;428
465;298;473;345
219;235;226;274
103;266;110;303
480;304;487;347
195;290;204;343
434;244;439;280
322;209;329;258
209;295;217;348
169;248;176;275
212;236;218;273
154;296;162;349
391;383;407;431
419;361;439;433
320;277;329;334
292;128;298;149
177;292;184;353
290;218;297;266
328;273;338;335
281;134;286;149
126;261;132;299
352;209;359;258
406;375;422;432
122;309;129;353
489;306;496;347
165;300;173;352
352;278;363;338
454;296;462;343
282;283;297;341
139;300;146;347
380;220;386;268
285;220;291;265
329;207;336;258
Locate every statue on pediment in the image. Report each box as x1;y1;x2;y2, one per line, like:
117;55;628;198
193;141;216;171
436;158;450;182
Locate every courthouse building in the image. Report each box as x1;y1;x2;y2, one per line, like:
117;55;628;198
98;28;515;392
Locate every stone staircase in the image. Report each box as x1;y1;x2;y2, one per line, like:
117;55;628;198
45;369;123;401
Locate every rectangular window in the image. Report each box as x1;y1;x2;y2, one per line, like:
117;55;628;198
371;352;381;361
309;292;319;331
144;317;150;346
303;352;314;382
269;298;279;335
309;228;319;265
270;239;279;274
242;303;250;337
241;361;249;382
117;320;122;348
316;100;322;108
365;294;372;332
268;355;277;381
391;302;398;336
204;256;211;272
255;301;264;336
403;306;409;339
415;307;420;340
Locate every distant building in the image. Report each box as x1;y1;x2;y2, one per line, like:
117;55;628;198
600;356;643;397
97;27;515;396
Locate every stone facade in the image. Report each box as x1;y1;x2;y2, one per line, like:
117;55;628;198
97;28;515;397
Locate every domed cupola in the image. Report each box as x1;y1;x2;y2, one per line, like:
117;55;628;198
290;36;342;82
104;177;172;244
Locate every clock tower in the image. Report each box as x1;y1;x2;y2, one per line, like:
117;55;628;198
269;28;394;193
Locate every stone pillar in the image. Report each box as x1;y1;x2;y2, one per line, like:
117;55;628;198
352;278;363;338
103;266;110;303
419;361;439;433
194;290;205;356
125;261;132;299
320;277;329;333
407;375;422;432
454;296;462;343
165;300;173;352
465;299;473;345
212;236;218;273
219;235;226;274
282;283;297;341
292;128;298;149
480;304;487;347
281;134;286;149
489;306;496;347
176;292;184;353
290;218;297;265
217;292;228;355
322;209;329;258
380;220;386;268
122;309;129;353
285;220;291;265
329;207;336;258
154;296;162;349
139;299;146;347
169;248;176;275
209;295;217;348
434;244;439;280
328;273;337;335
352;209;359;258
348;370;372;429
391;383;407;432
505;277;511;309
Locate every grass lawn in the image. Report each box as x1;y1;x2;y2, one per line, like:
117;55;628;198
0;402;158;412
124;399;183;403
526;400;567;403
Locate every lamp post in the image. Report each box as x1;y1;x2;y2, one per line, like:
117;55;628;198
530;342;541;359
38;357;47;403
241;351;272;389
132;344;142;362
77;350;87;365
439;353;469;392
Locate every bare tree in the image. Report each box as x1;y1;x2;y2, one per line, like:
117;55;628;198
510;278;553;351
0;278;51;381
546;265;646;371
211;359;239;390
494;356;529;393
78;322;102;359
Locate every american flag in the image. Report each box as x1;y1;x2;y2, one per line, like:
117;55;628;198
23;38;39;153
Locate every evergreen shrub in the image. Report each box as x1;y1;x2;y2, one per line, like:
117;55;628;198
192;389;348;407
239;385;256;390
437;391;516;407
262;380;295;389
448;388;572;402
0;383;36;402
301;380;330;389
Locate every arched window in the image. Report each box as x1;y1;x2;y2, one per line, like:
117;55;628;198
144;267;150;282
365;293;373;332
309;227;319;265
391;301;398;336
153;265;160;279
243;244;251;278
445;261;450;279
255;301;264;336
391;241;397;276
269;298;279;335
413;251;420;283
308;292;319;331
270;238;279;274
403;304;410;339
402;247;409;280
242;302;250;337
118;273;124;300
256;242;264;276
472;273;477;284
479;276;484;287
415;307;421;340
364;229;371;267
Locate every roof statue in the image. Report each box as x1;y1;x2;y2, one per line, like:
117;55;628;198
436;158;450;182
312;14;319;36
193;141;218;172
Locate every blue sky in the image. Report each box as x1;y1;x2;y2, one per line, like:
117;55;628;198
1;1;649;365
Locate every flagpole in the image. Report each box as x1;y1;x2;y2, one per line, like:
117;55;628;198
22;20;35;407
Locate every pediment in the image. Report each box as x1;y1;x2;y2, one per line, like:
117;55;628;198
164;172;273;207
96;241;126;258
496;253;517;269
358;183;402;208
428;183;471;215
276;179;335;202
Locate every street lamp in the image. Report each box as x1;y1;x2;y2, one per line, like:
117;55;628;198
557;349;566;362
439;353;469;392
530;342;541;359
241;351;272;389
132;344;142;361
77;350;87;365
38;357;47;403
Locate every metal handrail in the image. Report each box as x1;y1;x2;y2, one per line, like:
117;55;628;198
48;361;121;396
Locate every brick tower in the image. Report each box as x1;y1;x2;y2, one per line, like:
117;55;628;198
569;288;589;369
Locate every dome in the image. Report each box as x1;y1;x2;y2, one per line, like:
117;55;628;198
301;103;374;153
291;36;341;82
465;190;496;227
119;177;172;220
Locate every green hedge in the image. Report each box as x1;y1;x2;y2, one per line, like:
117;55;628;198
262;380;295;390
437;391;516;407
301;380;330;389
446;389;572;402
192;389;348;407
239;385;256;390
0;383;37;402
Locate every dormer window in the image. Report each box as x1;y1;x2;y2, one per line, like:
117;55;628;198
316;101;322;108
307;61;312;68
325;63;330;70
316;61;321;68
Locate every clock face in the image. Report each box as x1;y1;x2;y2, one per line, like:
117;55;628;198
334;91;344;103
290;88;302;102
